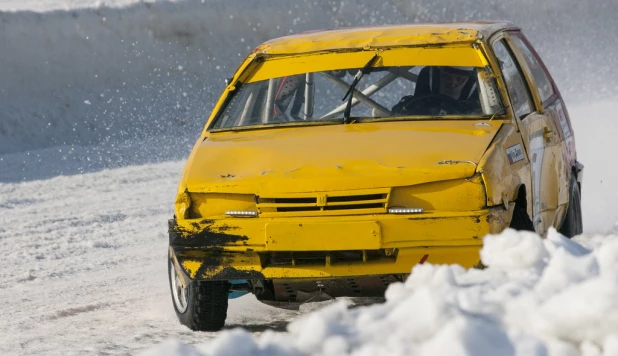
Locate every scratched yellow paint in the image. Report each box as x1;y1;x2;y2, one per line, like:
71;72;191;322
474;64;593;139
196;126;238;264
201;23;502;138
246;46;485;83
254;24;489;54
178;120;503;197
172;208;495;253
170;22;573;283
177;246;482;280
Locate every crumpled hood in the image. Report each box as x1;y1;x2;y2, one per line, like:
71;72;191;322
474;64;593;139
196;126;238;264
185;120;501;194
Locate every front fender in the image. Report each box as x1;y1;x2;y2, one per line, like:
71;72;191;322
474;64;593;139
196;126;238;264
479;124;531;211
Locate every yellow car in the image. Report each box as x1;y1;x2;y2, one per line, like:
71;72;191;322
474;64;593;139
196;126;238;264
168;21;583;331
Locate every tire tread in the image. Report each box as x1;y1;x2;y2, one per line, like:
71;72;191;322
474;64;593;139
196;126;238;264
189;281;229;331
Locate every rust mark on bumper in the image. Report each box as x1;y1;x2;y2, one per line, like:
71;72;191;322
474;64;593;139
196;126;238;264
200;267;265;280
169;218;254;280
169;218;248;250
175;250;265;281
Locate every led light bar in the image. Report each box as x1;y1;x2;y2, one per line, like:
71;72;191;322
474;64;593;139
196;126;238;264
225;211;258;217
388;208;424;214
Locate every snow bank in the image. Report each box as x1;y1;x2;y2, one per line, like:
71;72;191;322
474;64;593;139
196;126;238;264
141;229;618;356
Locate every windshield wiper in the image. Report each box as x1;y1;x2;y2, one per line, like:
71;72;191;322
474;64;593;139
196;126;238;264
341;53;379;123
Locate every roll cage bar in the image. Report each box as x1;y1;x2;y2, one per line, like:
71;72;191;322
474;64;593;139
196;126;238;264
239;67;420;125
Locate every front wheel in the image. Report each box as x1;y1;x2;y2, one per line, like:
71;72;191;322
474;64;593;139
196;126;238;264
168;259;229;331
559;176;583;238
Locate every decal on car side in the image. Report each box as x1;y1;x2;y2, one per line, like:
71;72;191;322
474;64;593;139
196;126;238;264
506;144;525;164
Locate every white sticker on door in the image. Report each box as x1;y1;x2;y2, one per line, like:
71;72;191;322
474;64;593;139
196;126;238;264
506;144;525;164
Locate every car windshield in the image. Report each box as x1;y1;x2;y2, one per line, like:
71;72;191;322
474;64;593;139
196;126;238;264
210;65;504;131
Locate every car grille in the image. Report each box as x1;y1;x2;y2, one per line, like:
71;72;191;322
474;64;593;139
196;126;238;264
262;249;398;267
256;189;390;217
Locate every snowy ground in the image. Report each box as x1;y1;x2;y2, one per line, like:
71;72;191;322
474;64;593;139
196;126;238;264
1;0;618;355
0;160;298;355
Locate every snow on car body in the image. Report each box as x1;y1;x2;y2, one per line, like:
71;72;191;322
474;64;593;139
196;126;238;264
167;22;583;331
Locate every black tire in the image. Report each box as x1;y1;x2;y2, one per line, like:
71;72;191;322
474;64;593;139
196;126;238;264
509;205;535;232
559;176;583;238
168;260;229;331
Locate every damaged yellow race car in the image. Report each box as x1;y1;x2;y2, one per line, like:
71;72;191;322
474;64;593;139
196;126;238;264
168;21;583;331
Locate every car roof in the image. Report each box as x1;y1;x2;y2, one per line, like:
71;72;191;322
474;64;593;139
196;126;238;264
255;21;517;55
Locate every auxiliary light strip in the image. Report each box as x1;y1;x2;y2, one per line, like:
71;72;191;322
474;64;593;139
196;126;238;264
388;208;424;214
225;211;258;217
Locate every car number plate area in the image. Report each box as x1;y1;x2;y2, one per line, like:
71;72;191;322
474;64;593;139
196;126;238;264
265;221;381;251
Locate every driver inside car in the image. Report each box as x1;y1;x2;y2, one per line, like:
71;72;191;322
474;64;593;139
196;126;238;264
392;66;481;116
272;74;305;122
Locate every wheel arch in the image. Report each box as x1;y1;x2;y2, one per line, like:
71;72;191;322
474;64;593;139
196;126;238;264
513;184;528;210
512;183;533;222
508;183;536;232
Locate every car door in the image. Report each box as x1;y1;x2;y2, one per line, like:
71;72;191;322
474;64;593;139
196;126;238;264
506;32;574;231
490;34;564;236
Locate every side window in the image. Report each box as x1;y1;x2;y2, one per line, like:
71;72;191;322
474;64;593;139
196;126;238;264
510;35;555;104
492;40;534;118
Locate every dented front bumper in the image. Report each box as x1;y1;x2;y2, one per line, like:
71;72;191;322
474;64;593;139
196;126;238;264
169;205;512;283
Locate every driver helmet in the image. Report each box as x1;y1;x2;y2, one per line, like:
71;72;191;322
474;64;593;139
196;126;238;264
439;66;476;100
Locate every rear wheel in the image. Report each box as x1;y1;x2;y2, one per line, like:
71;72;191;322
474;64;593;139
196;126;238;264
559;176;583;238
168;259;229;331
